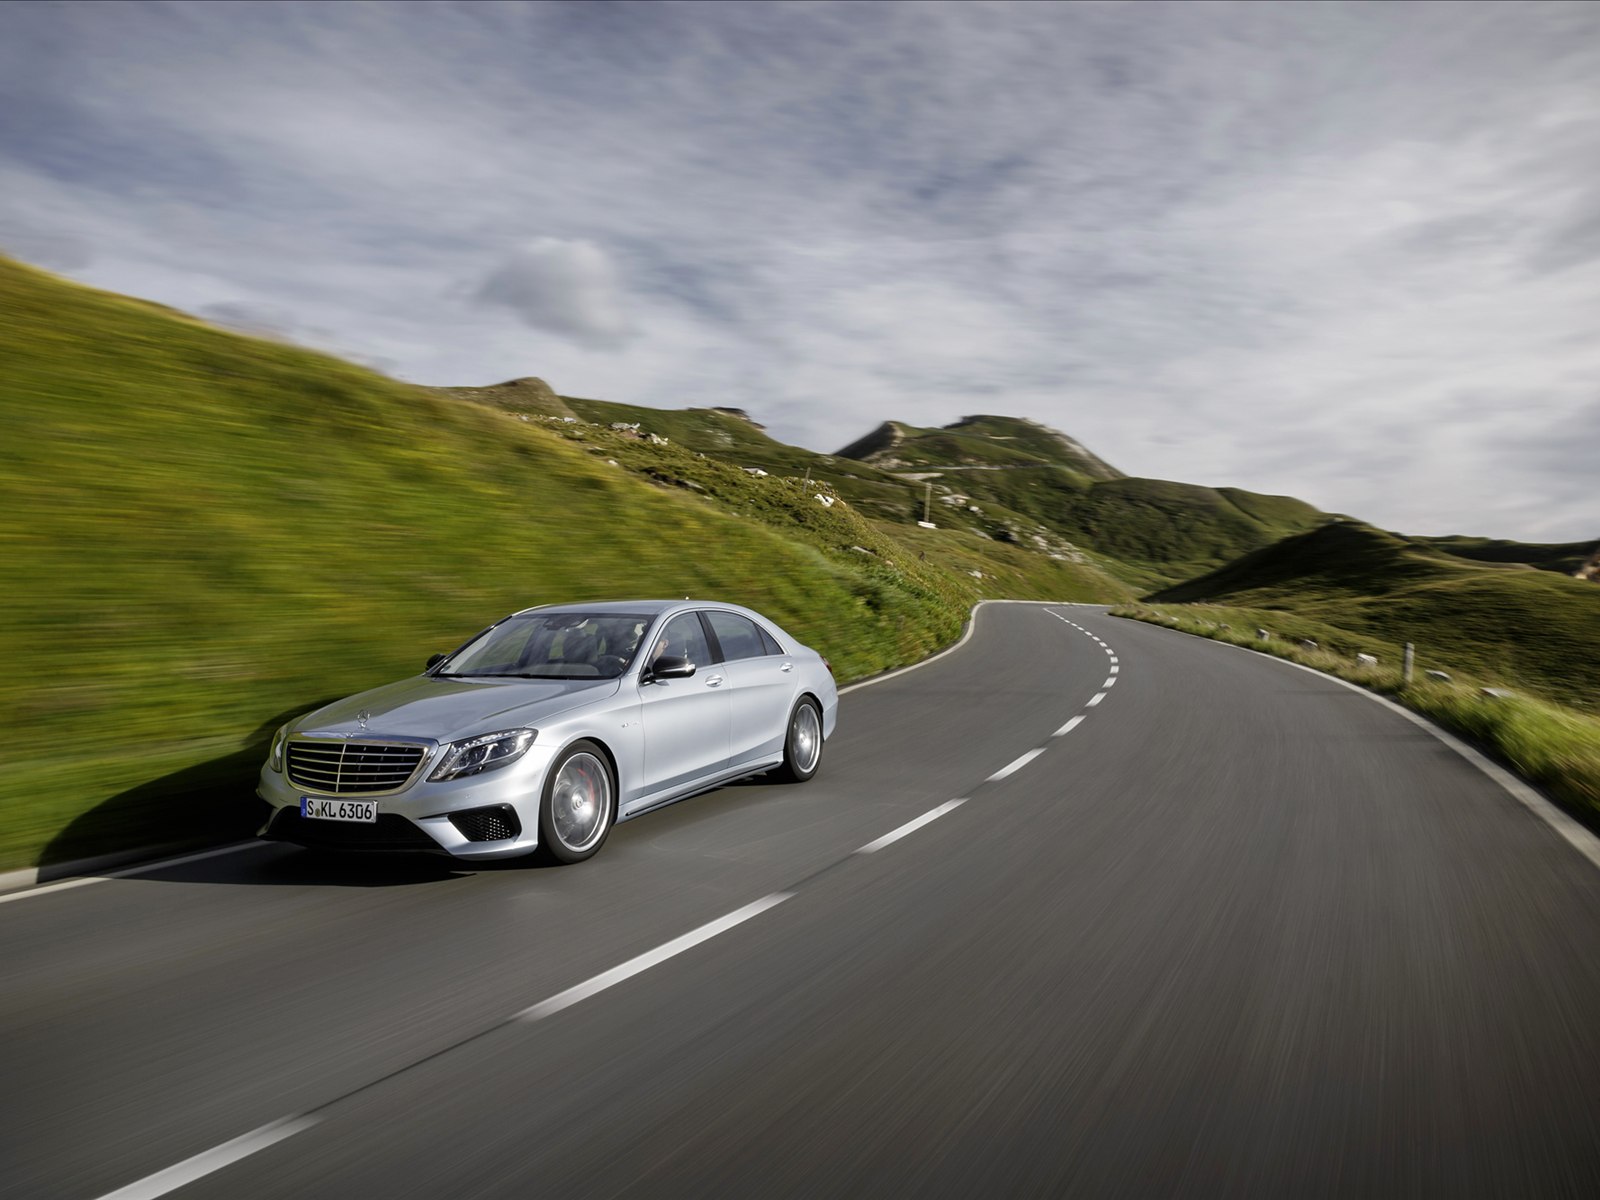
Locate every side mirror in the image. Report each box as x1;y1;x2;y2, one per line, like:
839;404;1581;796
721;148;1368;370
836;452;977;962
645;655;696;682
426;653;447;671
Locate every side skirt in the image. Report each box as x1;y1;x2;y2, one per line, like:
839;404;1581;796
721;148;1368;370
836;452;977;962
619;757;786;822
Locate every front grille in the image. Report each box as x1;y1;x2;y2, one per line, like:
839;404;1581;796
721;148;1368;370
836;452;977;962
448;805;522;843
264;809;443;852
286;740;426;794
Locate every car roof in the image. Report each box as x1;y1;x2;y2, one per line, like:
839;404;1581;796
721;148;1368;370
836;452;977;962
510;599;751;619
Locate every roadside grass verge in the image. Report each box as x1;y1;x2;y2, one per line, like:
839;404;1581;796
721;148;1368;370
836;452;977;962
1114;603;1600;824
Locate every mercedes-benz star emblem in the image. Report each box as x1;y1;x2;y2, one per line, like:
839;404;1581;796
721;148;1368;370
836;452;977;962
356;710;371;731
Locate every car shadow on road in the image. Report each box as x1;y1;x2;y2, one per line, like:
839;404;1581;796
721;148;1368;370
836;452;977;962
134;844;485;888
37;707;313;883
32;701;510;889
36;702;576;888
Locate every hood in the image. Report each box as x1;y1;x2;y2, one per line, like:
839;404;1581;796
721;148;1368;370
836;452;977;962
293;675;621;742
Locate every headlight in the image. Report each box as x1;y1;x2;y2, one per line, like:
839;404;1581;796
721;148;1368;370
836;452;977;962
430;728;537;781
269;725;289;773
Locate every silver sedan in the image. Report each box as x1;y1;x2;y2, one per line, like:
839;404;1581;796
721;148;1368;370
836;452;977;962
257;600;838;863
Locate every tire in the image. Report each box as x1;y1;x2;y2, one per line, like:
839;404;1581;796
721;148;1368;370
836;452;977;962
772;697;824;783
537;740;616;864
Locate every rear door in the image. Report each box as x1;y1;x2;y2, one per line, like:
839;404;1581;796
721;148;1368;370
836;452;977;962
704;610;796;769
633;611;732;803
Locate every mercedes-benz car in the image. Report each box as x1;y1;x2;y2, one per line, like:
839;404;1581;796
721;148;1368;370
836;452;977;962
257;600;837;864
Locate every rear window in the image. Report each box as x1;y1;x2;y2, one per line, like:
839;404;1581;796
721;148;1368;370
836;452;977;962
705;611;776;661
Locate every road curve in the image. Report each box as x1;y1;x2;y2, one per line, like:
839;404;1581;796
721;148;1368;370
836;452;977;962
2;603;1598;1198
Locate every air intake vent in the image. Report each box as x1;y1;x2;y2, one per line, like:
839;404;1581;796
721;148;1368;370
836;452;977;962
448;805;523;843
287;740;426;795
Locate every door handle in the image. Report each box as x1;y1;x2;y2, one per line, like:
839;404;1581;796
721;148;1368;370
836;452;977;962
780;661;793;672
705;675;725;687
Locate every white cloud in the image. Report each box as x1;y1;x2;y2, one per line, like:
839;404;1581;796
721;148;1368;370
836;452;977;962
475;238;631;347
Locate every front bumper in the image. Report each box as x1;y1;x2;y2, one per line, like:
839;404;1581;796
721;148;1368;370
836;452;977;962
256;739;558;860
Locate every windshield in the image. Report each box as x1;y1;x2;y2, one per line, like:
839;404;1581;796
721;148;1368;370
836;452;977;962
438;612;652;680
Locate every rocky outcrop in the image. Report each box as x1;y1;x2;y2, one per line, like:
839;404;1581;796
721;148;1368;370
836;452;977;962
835;421;906;463
445;377;576;420
710;406;765;429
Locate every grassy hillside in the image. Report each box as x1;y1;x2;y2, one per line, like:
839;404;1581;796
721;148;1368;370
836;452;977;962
837;415;1330;588
443;386;936;526
2;256;1026;871
523;414;1133;606
443;388;1138;592
1151;522;1600;713
1419;534;1599;576
838;414;1122;481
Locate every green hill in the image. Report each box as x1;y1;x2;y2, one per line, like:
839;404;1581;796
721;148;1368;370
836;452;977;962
1151;522;1600;712
1419;534;1599;576
837;415;1123;481
443;390;1133;605
837;415;1329;588
2;255;1123;871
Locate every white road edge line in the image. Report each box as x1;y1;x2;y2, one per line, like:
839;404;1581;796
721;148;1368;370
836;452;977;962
988;747;1047;782
95;1116;319;1200
1055;715;1086;737
839;599;1078;696
855;799;968;855
1138;621;1600;873
1109;663;1119;673
0;842;261;907
1086;692;1106;707
517;892;795;1022
1103;677;1117;688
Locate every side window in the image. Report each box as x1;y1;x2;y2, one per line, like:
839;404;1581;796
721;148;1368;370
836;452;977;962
704;611;768;661
649;612;714;669
755;625;784;657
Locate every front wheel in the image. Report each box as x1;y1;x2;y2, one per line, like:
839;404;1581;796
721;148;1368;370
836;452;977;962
538;741;615;864
772;697;823;783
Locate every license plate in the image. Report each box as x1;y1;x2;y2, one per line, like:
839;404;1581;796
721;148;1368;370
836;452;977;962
301;797;378;823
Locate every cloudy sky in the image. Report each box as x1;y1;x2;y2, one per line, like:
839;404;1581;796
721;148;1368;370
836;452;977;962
3;1;1598;540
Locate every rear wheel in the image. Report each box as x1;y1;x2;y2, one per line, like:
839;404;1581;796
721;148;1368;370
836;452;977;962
772;697;823;783
538;741;615;863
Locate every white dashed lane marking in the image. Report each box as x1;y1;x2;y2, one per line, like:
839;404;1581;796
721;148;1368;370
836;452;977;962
517;893;795;1023
96;1117;320;1200
988;747;1047;782
854;800;967;855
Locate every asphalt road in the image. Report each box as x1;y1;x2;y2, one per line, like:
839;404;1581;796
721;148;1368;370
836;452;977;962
4;602;1599;1198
